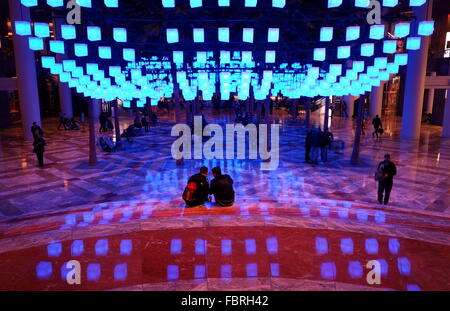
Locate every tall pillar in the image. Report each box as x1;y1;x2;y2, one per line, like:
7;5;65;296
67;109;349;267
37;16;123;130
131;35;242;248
305;97;311;128
442;90;450;138
88;99;98;166
9;0;41;141
324;96;330;131
425;72;436;114
351;94;367;165
369;82;385;118
343;95;355;117
401;0;433;139
53;16;73;118
112;101;121;146
91;98;101;122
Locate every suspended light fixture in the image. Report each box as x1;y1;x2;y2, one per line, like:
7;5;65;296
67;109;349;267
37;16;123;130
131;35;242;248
193;28;205;42
87;26;102;41
61;25;76;40
34;23;50;38
218;28;230;42
243;28;254;43
166;28;179;43
320;27;333;42
14;21;32;36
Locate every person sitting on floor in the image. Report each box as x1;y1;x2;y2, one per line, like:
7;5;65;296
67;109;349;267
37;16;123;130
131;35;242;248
183;167;210;207
209;167;235;207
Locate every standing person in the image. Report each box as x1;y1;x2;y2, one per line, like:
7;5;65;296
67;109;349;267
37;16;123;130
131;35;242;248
30;122;43;140
372;115;383;138
305;129;312;163
141;116;149;132
33;134;46;167
210;167;235;207
58;112;67;130
375;154;397;206
320;129;332;162
310;128;321;164
184;167;210;207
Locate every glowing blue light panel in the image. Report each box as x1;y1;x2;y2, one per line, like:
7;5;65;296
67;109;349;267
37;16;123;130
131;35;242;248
167;28;179;43
74;43;88;57
346;26;360;41
338;46;351;59
265;50;276;63
330;64;342;76
50;40;65;54
123;48;135;61
374;57;388;69
193;28;204;43
104;0;118;7
14;21;32;36
162;0;175;7
370;24;385;40
355;0;370;7
395;53;408;66
34;23;50;38
242;51;252;63
314;48;326;61
63;60;76;72
272;0;285;8
243;28;254;43
41;56;55;68
361;43;374;57
383;0;398;7
173;51;183;64
218;0;230;6
99;46;112;59
21;0;37;7
61;25;76;39
113;28;127;42
197;51;207;63
245;0;257;7
410;0;426;6
383;40;397;53
220;50;230;63
418;21;435;36
406;37;421;50
320;27;333;42
328;0;343;8
190;0;202;8
109;66;121;77
87;26;101;41
394;23;410;38
218;28;229;42
36;261;52;279
77;0;92;8
267;28;279;43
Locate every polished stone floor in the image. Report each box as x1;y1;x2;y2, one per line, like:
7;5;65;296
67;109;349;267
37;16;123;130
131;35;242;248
0;108;449;291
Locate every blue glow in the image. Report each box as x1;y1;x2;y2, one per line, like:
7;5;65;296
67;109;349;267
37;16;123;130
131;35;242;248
162;0;175;7
394;23;410;38
267;28;280;43
245;0;257;7
321;262;336;279
245;239;256;254
50;63;63;75
218;0;230;6
266;50;276;63
397;257;411;275
315;237;328;254
410;0;426;6
104;0;119;7
376;258;388;276
36;261;52;279
87;26;101;41
361;43;374;57
348;261;363;278
382;0;398;7
246;263;258;277
406;37;421;50
346;26;360;41
114;263;128;281
218;27;230;42
113;28;127;42
221;265;232;279
86;63;99;74
61;24;76;40
370;24;385;40
314;48;326;61
123;48;135;61
383;40;397;53
374;57;388;69
47;0;63;6
95;239;109;256
170;238;182;254
418;21;434;36
220;50;231;63
167;266;181;280
77;0;92;7
60;72;70;83
266;237;278;254
365;238;378;254
387;63;399;74
328;0;343;8
340;238;354;254
63;60;76;72
194;265;206;278
195;239;206;255
320;27;333;41
197;51;207;63
71;240;84;256
242;51;252;63
221;239;232;255
120;240;132;255
29;37;44;51
388;238;400;254
243;28;254;43
337;46;351;59
190;0;202;8
193;28;204;43
374;211;386;223
14;21;32;36
337;208;349;218
87;263;101;281
407;284;421;291
330;64;342;76
272;0;285;7
270;263;279;276
41;56;55;68
21;0;38;7
74;43;88;57
355;0;370;7
99;46;112;59
47;242;62;257
173;51;184;64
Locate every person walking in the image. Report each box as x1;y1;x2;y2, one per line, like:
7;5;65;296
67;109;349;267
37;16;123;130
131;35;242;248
375;154;397;206
58;113;67;130
33;134;47;167
209;167;235;207
372;115;383;138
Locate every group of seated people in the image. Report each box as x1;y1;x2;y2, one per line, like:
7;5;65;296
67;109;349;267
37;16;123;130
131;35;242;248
121;113;158;141
183;167;235;207
99;113;114;132
58;114;80;130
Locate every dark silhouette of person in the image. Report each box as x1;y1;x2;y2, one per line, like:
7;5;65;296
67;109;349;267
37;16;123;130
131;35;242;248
33;134;46;167
377;154;397;205
210;167;235;207
305;129;312;163
372;115;383;138
141;116;149;132
31;122;43;140
184;167;210;207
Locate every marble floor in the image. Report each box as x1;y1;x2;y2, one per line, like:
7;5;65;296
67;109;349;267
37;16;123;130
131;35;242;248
0;108;449;291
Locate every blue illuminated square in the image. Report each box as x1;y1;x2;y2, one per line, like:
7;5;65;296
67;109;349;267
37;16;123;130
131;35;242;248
71;240;84;256
242;51;252;63
361;43;374;57
394;22;410;38
36;261;52;279
320;27;333;41
50;40;65;53
265;50;276;63
87;263;101;281
104;0;118;7
113;28;127;42
272;0;285;7
398;257;411;276
14;21;31;36
63;60;76;72
99;46;112;59
162;0;175;7
197;51;207;63
355;0;370;7
346;26;360;41
74;43;88;57
328;0;342;8
353;61;364;72
194;265;206;278
418;21;434;36
114;263;128;281
72;67;83;78
34;23;50;38
21;0;38;7
314;48;326;61
218;28;229;42
374;57;388;69
221;265;232;279
76;0;92;7
406;37;421;50
243;28;254;43
394;53;408;66
220;50;230;63
320;262;336;279
95;238;109;255
173;51;184;63
370;24;385;40
382;0;398;7
383;40;397;53
337;46;351;59
245;0;257;7
387;63;399;74
87;26;101;41
50;63;63;75
28;37;43;51
218;0;230;6
123;48;135;61
268;28;279;42
410;0;425;6
41;56;55;68
166;28;179;43
68;79;79;88
330;64;342;76
59;72;71;83
380;71;390;81
47;243;62;257
167;265;179;280
61;25;76;39
348;261;363;278
246;263;258;277
193;28;204;42
190;0;202;8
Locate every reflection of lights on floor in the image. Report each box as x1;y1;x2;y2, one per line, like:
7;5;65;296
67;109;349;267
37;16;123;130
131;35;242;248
365;238;379;255
47;242;62;257
245;239;256;255
315;237;328;255
340;238;354;255
221;239;232;255
87;263;101;281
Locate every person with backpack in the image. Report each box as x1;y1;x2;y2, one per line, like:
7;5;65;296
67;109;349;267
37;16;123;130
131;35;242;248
209;167;235;207
375;154;397;206
183;167;210;207
33;134;47;167
372;115;383;138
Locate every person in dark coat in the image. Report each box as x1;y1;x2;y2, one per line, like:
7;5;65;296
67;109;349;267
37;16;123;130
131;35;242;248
141;116;149;132
319;129;332;162
31;122;43;140
186;166;210;207
305;129;312;163
209;167;235;207
372;115;383;138
377;154;397;205
33;134;46;167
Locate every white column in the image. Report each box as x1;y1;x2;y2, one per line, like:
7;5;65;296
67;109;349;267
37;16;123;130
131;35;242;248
369;82;385;118
443;90;450;138
425;72;436;114
401;0;433;139
9;0;41;141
